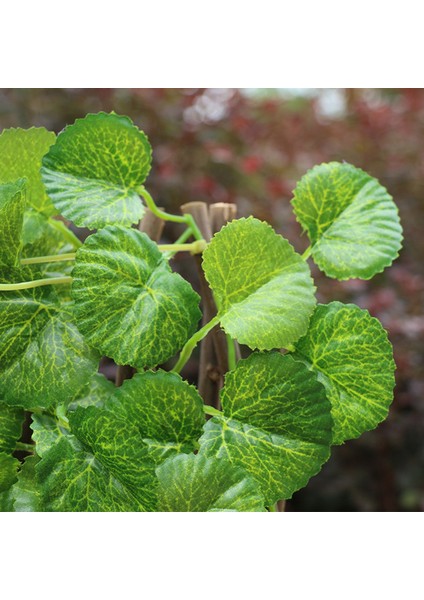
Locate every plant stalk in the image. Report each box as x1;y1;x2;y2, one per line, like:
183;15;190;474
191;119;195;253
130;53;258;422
172;315;221;374
0;276;72;291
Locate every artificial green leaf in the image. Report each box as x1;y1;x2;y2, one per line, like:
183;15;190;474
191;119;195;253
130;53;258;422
69;407;157;510
41;112;152;229
0;127;56;215
21;210;80;280
0;179;26;268
0;403;24;454
202;217;316;349
10;455;41;512
30;414;68;457
37;435;149;512
0;453;19;492
292;302;396;444
67;373;115;411
199;352;332;503
104;370;205;461
157;453;266;512
291;162;403;280
72;226;201;368
0;272;99;409
0;489;14;511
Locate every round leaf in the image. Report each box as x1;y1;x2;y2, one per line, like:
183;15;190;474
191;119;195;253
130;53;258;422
202;217;316;349
292;301;396;444
0;179;26;268
0;270;99;409
0;127;56;215
199;352;332;503
105;370;205;458
157;453;266;512
41;112;152;229
72;226;201;368
0;403;24;454
292;162;403;280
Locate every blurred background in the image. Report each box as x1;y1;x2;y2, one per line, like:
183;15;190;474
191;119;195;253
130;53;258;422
1;88;423;511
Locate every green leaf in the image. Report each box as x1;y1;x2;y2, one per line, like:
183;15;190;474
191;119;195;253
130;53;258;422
104;370;205;460
199;352;332;503
0;179;26;268
41;112;152;229
37;435;150;512
10;455;41;512
0;127;56;215
67;373;115;411
292;302;396;444
0;403;24;454
69;407;157;510
202;217;316;349
30;414;68;457
21;211;80;280
0;453;19;492
291;162;403;280
0;273;99;409
157;453;266;512
72;226;201;368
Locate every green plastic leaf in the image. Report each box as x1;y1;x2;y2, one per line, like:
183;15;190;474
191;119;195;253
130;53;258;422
10;455;41;512
292;162;403;280
0;179;26;268
0;127;56;215
37;435;149;512
292;302;396;444
67;373;115;411
0;403;24;454
202;217;316;349
157;453;266;512
0;273;99;409
199;352;332;503
69;407;157;510
21;211;80;281
41;112;152;229
30;414;68;457
72;226;201;368
0;453;19;492
104;370;205;460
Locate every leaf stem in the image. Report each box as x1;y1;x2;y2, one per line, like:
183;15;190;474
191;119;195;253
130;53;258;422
267;504;277;512
15;442;35;453
302;246;312;260
158;240;207;254
226;334;237;371
0;276;73;291
139;187;203;241
203;405;223;417
21;252;76;265
172;315;221;374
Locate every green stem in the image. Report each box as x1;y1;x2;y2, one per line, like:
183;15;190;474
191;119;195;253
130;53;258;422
158;240;206;254
48;219;83;248
203;405;223;417
172;315;221;374
21;252;76;265
0;276;73;291
15;442;35;453
226;334;236;371
163;228;194;259
267;504;277;512
139;187;203;241
302;246;312;260
56;403;70;429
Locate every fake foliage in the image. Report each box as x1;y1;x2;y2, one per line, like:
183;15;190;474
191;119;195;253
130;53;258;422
0;113;402;511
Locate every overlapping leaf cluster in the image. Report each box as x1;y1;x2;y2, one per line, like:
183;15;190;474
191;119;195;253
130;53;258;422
0;113;402;511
